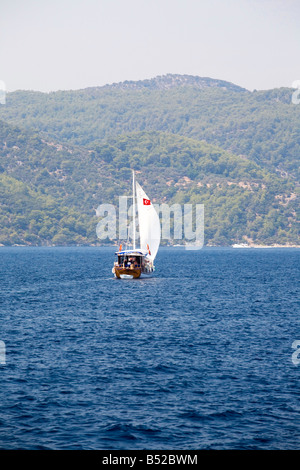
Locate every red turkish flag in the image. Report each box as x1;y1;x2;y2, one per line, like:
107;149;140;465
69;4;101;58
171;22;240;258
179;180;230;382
143;198;151;205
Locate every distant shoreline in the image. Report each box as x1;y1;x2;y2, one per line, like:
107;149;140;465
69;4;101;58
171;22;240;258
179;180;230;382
1;244;299;249
233;245;300;249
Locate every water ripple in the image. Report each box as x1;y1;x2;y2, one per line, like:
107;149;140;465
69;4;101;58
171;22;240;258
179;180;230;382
0;247;299;449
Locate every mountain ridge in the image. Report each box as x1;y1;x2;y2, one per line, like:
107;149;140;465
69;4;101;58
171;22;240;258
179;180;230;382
0;119;298;246
2;76;299;180
0;74;298;246
100;74;248;93
7;74;249;94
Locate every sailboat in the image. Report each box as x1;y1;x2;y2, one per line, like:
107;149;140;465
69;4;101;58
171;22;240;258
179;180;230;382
112;171;160;279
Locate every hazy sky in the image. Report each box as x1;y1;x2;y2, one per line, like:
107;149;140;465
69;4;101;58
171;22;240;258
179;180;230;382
1;0;299;92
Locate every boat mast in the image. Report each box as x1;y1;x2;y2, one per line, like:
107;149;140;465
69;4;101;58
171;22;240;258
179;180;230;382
132;169;136;250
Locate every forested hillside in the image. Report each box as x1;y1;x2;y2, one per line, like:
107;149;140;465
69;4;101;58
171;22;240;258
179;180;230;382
0;75;299;246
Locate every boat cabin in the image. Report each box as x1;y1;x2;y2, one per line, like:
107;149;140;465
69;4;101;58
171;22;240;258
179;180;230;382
115;250;146;269
117;254;142;268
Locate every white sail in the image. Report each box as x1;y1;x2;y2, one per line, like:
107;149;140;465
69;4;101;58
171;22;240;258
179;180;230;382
136;181;160;261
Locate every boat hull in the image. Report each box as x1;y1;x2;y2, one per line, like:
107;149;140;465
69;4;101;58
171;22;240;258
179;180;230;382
113;267;142;279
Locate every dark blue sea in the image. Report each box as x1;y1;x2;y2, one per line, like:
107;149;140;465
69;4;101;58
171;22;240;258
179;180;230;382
0;247;299;450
